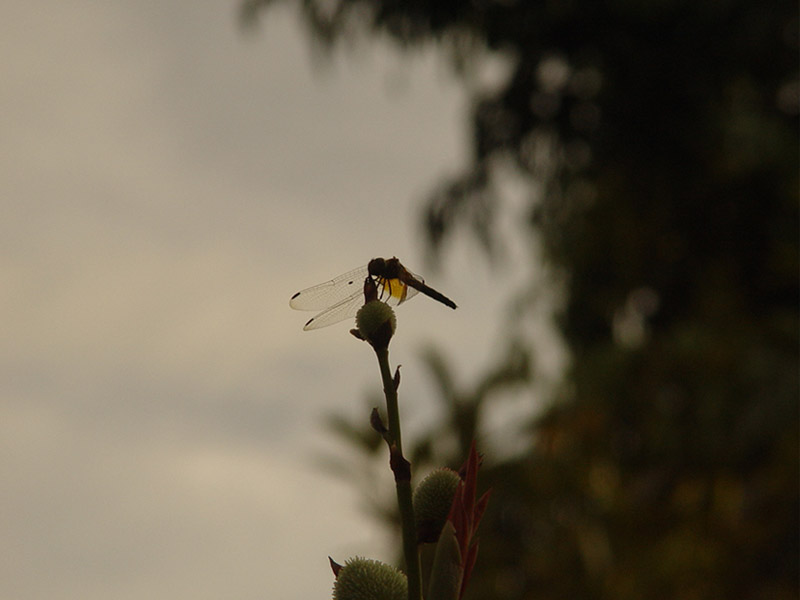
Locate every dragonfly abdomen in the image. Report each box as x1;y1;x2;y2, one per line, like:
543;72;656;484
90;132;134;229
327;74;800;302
405;278;457;309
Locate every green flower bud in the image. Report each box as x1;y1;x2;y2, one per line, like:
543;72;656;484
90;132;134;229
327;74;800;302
356;300;396;347
332;557;407;600
413;467;461;543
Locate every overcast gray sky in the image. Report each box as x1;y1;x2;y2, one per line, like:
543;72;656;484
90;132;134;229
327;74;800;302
1;1;559;598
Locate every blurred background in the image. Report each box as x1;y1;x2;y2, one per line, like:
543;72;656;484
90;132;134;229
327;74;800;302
3;0;797;599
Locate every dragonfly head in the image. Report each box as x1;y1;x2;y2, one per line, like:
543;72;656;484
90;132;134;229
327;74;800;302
367;257;386;277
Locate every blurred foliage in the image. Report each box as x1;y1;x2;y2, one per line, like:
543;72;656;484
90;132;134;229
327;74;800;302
246;0;798;597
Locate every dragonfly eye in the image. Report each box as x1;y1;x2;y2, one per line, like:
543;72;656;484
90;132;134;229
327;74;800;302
367;257;386;276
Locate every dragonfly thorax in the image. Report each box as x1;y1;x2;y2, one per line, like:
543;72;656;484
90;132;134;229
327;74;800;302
368;256;403;279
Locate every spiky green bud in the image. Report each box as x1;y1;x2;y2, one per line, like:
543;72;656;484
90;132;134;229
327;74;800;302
332;557;407;600
413;467;461;543
356;300;396;348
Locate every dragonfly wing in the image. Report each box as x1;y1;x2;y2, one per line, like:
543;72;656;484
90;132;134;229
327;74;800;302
400;271;423;304
303;291;365;330
290;265;368;311
400;285;420;304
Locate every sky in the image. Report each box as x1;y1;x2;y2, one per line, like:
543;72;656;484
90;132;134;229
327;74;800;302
1;2;557;599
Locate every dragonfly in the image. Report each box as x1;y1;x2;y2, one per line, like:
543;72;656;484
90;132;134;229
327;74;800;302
290;257;457;330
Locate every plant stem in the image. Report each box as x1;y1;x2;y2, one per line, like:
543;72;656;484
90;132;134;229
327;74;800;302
374;345;422;600
376;347;402;452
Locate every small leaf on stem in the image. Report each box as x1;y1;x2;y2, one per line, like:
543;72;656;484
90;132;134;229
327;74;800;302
370;407;388;438
393;365;401;389
329;556;343;577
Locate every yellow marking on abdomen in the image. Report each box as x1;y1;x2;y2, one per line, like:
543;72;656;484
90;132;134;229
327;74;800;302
383;278;407;302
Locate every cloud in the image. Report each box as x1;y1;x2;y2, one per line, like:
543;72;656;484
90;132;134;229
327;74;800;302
0;1;469;598
1;398;371;599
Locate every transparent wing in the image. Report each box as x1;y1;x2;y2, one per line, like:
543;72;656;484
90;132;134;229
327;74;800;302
304;277;421;330
302;292;366;330
291;262;431;330
289;265;368;311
